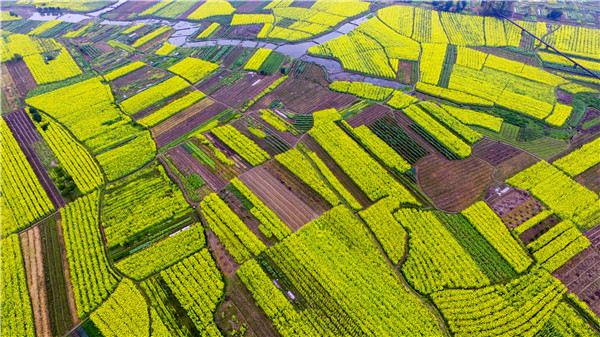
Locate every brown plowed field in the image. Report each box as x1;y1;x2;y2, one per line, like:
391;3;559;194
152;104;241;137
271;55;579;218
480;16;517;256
553;246;600;316
586;224;600;250
250;78;356;114
289;61;330;86
262;160;330;216
153;98;229;148
239;166;321;232
495;152;539;180
206;228;239;279
20;226;52;337
3;109;65;208
575;163;600;193
416;154;493;212
165;145;227;192
472;139;522;166
6;59;37;96
346;104;392;128
104;1;154;20
211;73;281;109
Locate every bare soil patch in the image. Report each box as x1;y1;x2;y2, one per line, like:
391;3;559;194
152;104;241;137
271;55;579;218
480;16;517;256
416;154;493;212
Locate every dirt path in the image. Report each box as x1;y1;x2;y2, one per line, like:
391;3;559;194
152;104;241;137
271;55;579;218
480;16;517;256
20;227;53;337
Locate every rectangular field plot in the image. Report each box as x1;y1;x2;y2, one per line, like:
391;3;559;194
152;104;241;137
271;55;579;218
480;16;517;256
249;78;357;114
210;73;282;109
239;166;322;232
553;246;600;316
151;98;229;148
101;162;193;259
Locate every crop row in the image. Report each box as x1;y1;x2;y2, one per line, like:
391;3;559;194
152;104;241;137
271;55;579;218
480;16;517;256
116;223;206;281
168;57;219;84
1;119;54;237
160;249;224;335
103;61;145;81
1;235;35;337
61;191;120;317
431;268;566;336
266;205;445;336
345;122;411;173
26;77;156;181
396;208;489;293
212;124;270;166
309;121;417;203
90;279;149;337
418;102;482;144
404;104;472;158
237;259;318;336
36;118;104;194
553;137;600;177
462;201;532;273
120;76;189;115
528;220;590;272
358;198;407;264
102;163;191;249
231;178;291;240
132;25;171;48
200;193;266;263
329;81;393;101
24;48;82;85
440;103;503;133
139;90;206;128
507;161;600;230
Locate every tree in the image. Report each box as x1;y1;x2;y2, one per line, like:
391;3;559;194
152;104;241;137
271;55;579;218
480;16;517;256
547;9;563;20
480;1;513;18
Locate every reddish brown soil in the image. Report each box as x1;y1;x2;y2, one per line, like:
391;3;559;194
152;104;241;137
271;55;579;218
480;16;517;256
222;47;246;69
20;226;52;337
346;104;392;128
262;160;330;216
501;197;545;229
234;1;263;12
397;60;413;84
472;139;523;166
240;166;321;232
3;109;65;208
222;25;263;40
206;228;240;279
496;152;539;180
93;42;115;54
6;59;37;96
196;69;232;94
153;98;229;148
575;163;600;193
519;214;561;245
587;224;600;251
250;78;356;114
484;186;535;225
556;88;574;105
289;61;330;86
211;73;281;109
2;64;22;111
164;145;227;192
416;154;493;212
553;246;600;316
105;1;154;20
